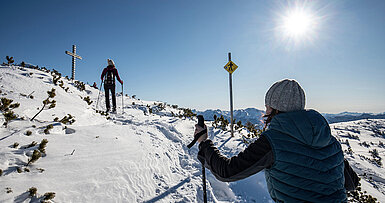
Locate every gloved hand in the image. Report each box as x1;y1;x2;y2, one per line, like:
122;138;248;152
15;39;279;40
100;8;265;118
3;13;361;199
195;124;208;143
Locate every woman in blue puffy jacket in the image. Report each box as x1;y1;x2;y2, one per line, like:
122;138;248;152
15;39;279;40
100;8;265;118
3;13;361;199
196;79;358;203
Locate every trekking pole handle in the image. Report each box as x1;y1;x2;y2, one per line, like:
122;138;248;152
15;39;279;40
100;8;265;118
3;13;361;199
187;115;206;149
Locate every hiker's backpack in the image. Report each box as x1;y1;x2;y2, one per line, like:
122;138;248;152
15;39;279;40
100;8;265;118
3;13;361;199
104;68;115;85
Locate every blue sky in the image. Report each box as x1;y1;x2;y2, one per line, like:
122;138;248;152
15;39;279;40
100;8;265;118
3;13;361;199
1;0;384;113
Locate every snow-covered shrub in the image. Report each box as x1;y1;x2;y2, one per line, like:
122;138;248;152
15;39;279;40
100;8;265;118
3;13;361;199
51;69;62;85
17;167;22;173
55;114;75;125
83;96;92;105
96;110;109;118
44;124;53;134
38;139;48;153
26;141;37;149
0;169;2;176
52;75;60;85
31;89;56;121
6;56;14;65
27;150;41;166
3;111;17;125
0;97;20;127
345;147;354;155
1;97;19;111
44;192;55;200
179;108;196;119
369;149;382;166
28;187;37;197
74;81;85;91
6;187;12;193
25;130;32;136
347;181;379;202
359;141;370;148
13;142;19;148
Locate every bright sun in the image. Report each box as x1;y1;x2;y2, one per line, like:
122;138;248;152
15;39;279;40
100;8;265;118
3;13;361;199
275;4;321;48
283;10;314;37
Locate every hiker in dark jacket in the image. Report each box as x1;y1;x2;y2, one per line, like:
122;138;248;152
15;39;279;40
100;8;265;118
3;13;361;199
196;79;359;203
101;59;123;112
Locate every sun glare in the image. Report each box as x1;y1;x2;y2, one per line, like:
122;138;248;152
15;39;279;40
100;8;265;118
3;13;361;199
283;10;314;37
274;2;323;48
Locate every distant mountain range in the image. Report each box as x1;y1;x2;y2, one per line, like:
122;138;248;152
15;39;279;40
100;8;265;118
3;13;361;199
194;108;385;125
193;108;265;125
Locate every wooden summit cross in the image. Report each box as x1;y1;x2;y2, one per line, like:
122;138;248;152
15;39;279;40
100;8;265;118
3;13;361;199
65;45;82;80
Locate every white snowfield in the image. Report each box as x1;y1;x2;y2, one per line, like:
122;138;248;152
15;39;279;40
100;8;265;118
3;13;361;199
0;65;384;202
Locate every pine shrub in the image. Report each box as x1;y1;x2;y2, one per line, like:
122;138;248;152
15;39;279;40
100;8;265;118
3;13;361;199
36;168;45;173
6;187;12;193
27;150;41;166
44;192;55;200
74;81;85;91
369;149;382;166
47;88;56;98
38;139;48;153
9;103;20;109
44;124;53;134
0;169;2;176
58;114;75;125
25;141;37;149
0;97;13;111
24;130;32;136
6;56;14;65
3;111;17;123
31;89;56;121
13;142;19;148
52;75;60;85
83;96;92;105
17;167;22;173
20;61;26;67
28;187;37;197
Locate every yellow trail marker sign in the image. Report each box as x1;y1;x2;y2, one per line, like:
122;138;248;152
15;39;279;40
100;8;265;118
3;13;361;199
224;61;238;74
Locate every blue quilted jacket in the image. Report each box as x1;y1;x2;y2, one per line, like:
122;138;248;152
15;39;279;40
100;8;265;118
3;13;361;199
263;110;347;202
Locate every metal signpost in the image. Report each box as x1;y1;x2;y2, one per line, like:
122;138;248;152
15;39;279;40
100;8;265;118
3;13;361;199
65;45;82;80
224;52;238;137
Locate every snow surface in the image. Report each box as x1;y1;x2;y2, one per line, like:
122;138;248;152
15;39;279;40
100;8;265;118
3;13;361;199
0;65;384;202
0;65;272;202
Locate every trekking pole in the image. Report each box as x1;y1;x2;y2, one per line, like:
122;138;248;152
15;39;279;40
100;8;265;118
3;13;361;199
121;83;124;114
96;81;103;110
187;115;208;203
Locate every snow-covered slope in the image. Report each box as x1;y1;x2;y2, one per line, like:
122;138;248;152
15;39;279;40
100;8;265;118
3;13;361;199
0;65;384;202
0;65;272;202
331;119;385;201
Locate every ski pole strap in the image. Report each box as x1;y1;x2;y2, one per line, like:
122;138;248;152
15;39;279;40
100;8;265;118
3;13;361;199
187;129;207;149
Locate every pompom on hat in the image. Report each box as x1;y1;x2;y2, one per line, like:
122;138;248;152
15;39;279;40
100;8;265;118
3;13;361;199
265;79;306;112
107;59;115;66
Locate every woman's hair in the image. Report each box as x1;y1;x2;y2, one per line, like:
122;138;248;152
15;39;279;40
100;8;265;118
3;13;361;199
263;108;282;130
